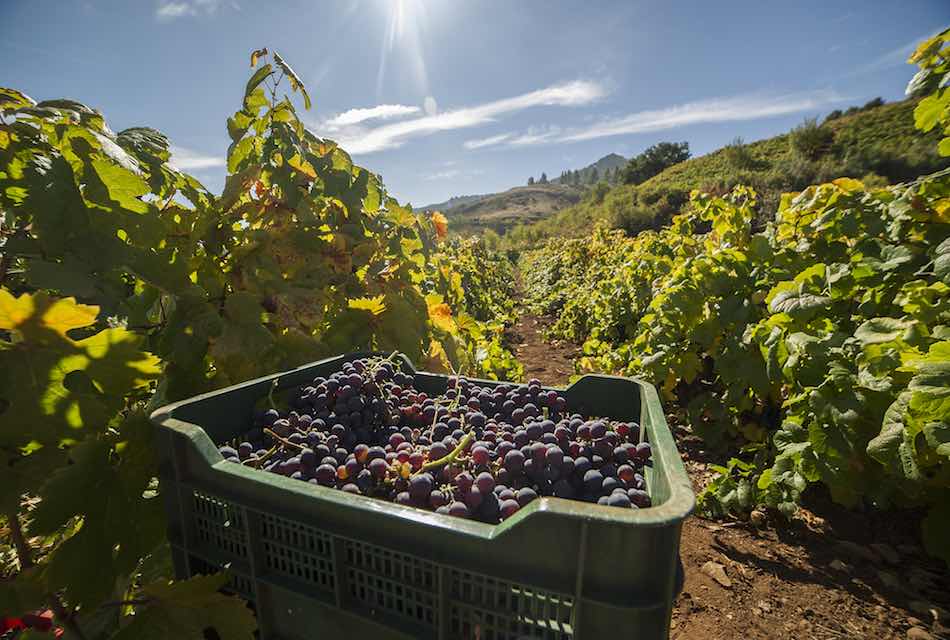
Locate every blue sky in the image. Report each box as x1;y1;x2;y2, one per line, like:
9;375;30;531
2;1;948;206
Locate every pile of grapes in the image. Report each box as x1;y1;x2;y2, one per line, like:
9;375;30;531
218;356;652;523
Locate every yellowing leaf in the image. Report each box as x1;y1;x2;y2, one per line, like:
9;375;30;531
427;302;457;333
288;153;317;178
348;295;387;316
431;211;449;239
250;47;268;67
0;289;99;339
0;291;161;447
832;177;864;192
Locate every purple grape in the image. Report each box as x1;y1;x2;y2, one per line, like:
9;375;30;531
409;473;434;502
499;499;520;519
475;472;495;495
516;487;538;506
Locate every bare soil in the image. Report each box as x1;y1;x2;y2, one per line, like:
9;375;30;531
508;305;950;640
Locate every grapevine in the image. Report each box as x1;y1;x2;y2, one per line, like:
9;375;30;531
520;29;950;563
0;48;520;638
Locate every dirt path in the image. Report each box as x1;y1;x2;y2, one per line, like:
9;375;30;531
507;299;950;640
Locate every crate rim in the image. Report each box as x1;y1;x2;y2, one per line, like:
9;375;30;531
150;352;695;534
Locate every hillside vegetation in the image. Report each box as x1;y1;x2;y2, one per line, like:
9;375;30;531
418;153;626;236
517;29;950;564
437;183;583;235
505;97;949;246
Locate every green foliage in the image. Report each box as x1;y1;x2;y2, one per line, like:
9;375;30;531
908;28;950;155
504;98;949;249
519;35;950;563
522;175;950;563
622;141;690;185
789;117;834;160
0;48;521;637
723;137;757;169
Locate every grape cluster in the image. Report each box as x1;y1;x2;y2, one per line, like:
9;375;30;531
219;357;652;523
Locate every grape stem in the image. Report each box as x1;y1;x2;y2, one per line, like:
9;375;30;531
263;427;305;452
267;378;279;410
243;444;278;468
415;430;474;475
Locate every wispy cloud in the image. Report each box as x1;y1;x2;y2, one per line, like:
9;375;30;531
468;89;846;149
463;133;514;149
424;169;461;180
423;168;484;181
509;126;562;146
848;30;940;77
325;104;421;128
155;0;237;21
169;145;225;170
314;79;607;154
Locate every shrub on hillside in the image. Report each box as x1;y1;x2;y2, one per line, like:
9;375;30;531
789;117;834;160
723;137;757;169
824;109;844;122
622;141;691;185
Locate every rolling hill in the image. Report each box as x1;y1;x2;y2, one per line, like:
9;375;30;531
503;97;950;247
418;153;626;235
434;184;584;235
554;152;627;184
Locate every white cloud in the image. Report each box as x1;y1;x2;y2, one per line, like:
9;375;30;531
423;167;484;181
424;96;438;116
325;104;421;128
155;0;237;21
156;2;194;19
424;169;460;181
470;90;846;149
509;126;562;146
169;145;225;170
463;133;514;149
315;79;606;155
850;30;938;76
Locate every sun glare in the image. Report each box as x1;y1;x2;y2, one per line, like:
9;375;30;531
377;0;430;98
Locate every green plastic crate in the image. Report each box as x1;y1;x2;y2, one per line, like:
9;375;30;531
151;353;694;639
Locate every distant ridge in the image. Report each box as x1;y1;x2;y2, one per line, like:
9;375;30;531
416;153;627;234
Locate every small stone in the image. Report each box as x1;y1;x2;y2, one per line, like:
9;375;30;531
757;599;772;613
750;509;767;528
830;559;849;572
909;600;949;620
835;540;881;564
702;560;733;588
870;542;900;565
907;627;933;640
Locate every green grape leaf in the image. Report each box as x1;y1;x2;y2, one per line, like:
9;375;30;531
45;519;118;609
0;291;161;447
24;258;99;298
914;93;946;132
111;574;257;640
922;422;950;457
30;439;112;534
0;87;36;110
767;283;831;316
935;237;950;282
854;317;915;345
243;63;273;101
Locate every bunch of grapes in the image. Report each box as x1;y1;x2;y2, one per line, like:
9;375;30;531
218;356;652;523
